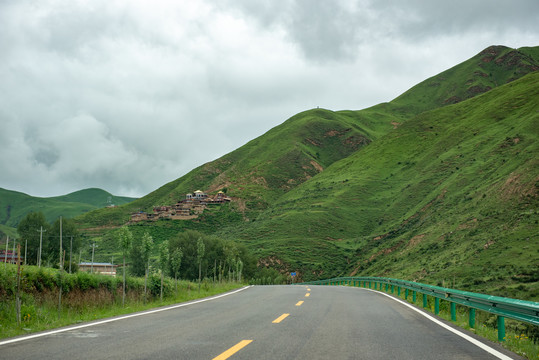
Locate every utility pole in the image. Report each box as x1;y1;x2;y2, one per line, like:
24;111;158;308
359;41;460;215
59;217;62;268
91;243;98;273
4;236;8;267
58;217;63;319
37;227;46;268
16;244;22;325
12;238;16;264
69;236;73;273
24;239;27;265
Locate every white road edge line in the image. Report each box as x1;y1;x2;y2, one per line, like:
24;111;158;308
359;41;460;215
0;285;253;347
362;288;515;360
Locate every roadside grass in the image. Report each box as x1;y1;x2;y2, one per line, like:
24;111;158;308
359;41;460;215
0;264;243;340
351;283;538;360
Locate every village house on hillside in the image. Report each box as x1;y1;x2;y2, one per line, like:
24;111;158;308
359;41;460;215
130;190;231;222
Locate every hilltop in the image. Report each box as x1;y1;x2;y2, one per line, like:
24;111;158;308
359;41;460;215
71;45;538;298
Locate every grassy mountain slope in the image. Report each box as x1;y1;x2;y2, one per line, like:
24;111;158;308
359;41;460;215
77;45;538;229
72;45;538;298
390;45;539;114
233;71;538;298
0;187;137;233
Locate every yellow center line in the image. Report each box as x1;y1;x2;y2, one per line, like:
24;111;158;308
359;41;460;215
272;313;290;323
212;340;253;360
307;288;311;291
296;301;304;306
305;293;310;297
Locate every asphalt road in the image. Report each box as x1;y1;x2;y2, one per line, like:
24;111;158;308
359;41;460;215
0;285;522;360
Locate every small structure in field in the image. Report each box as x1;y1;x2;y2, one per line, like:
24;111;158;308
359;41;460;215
78;262;118;276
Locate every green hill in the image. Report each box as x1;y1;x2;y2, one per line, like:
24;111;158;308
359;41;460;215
234;71;538;298
73;45;538;299
0;188;137;236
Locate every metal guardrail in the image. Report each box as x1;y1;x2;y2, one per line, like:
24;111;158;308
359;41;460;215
298;276;539;342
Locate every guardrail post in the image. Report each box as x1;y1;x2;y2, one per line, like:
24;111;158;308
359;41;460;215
374;282;378;290
497;316;505;342
397;287;401;296
423;294;427;308
385;283;389;291
391;285;394;294
469;308;475;328
412;290;416;302
435;298;440;315
450;302;456;321
405;288;408;300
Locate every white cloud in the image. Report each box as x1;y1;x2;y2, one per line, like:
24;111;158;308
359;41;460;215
0;0;537;197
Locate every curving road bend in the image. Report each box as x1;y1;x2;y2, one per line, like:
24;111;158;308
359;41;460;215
0;285;523;359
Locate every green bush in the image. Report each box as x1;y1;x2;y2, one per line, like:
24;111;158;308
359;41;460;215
75;271;99;291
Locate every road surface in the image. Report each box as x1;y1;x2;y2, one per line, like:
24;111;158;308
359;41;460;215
0;285;522;359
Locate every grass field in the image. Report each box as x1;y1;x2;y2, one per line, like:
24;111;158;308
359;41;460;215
0;263;244;339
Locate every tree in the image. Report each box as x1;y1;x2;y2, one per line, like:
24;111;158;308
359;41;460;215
158;241;169;301
117;226;133;306
168;229;257;282
236;258;243;283
197;237;205;292
142;232;154;302
129;233;145;277
170;247;183;291
17;212;49;266
168;230;207;280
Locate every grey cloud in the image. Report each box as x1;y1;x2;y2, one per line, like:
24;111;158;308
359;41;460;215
224;0;539;63
0;0;537;197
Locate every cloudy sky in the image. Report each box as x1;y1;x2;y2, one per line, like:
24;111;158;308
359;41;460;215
1;0;537;198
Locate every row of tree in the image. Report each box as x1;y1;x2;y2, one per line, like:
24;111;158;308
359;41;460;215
16;212;267;288
122;228;257;283
16;212;81;268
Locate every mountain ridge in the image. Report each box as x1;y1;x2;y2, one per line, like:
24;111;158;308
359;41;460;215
0;187;137;234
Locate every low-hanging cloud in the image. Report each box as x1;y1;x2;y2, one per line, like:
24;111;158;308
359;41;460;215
0;0;537;197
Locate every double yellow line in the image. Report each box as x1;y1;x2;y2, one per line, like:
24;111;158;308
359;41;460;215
212;287;311;359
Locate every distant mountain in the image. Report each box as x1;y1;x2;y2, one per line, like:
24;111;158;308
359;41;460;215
0;187;137;234
74;45;538;299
